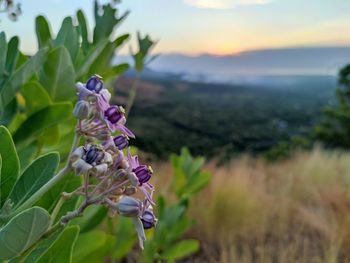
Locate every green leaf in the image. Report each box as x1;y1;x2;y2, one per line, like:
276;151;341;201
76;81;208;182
8;152;59;209
35;171;81;223
5;36;19;75
0;98;17;126
160;239;200;260
0;126;20;206
75;39;109;79
18;142;38;172
21;81;51;116
0;48;47;116
14;103;73;149
76;10;90;54
72;231;107;262
54;17;79;61
0;32;8;80
103;63;130;79
113;217;137;260
93;2;129;44
185;171;211;197
39;46;75;101
74;205;108;233
0;207;50;261
22;229;62;263
0;155;2;206
86;42;115;77
35;16;52;49
15;52;28;69
115;33;130;48
36;226;79;263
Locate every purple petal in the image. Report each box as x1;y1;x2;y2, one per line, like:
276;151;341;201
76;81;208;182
127;149;139;168
115;124;135;138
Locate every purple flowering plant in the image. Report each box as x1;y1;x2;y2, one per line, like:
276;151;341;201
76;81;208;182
65;75;157;248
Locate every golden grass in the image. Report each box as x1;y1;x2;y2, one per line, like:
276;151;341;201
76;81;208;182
153;148;350;262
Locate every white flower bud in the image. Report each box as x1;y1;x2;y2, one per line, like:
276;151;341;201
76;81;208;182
115;196;142;217
73;100;89;119
72;158;92;176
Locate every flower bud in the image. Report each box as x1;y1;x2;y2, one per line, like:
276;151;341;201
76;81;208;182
141;209;157;229
116;196;142;217
113;135;129;150
86;75;103;93
123;186;137;195
96;130;110;141
92;163;108;176
133;165;152;185
73;100;89;119
72;159;92;176
85;145;104;165
105;106;124;124
128;172;139;186
113;169;128;180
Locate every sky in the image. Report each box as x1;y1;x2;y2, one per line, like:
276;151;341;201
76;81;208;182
1;0;350;55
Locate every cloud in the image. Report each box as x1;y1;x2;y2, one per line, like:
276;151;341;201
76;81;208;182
183;0;269;9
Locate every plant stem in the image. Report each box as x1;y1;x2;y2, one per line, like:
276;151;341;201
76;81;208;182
125;72;140;118
50;195;65;227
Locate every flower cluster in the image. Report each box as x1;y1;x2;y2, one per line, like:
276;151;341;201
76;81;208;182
70;75;156;248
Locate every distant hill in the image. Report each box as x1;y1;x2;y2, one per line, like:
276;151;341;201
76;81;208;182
116;47;350;83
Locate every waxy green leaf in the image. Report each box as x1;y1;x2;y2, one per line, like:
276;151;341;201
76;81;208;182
39;46;75;101
76;10;90;54
13;102;73;150
35;16;52;49
0;207;50;261
0;48;47;116
6;36;19;75
21;81;51;116
0;126;20;206
54;17;79;61
36;226;79;263
160;240;200;261
8;152;59;209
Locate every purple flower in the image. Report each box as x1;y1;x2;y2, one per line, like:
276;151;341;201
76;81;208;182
105;106;124;124
85;145;104;165
104;106;135;138
141;209;156;229
133;165;152;185
114;135;129;150
86;75;104;93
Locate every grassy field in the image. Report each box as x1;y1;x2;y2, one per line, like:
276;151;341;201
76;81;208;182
152;148;350;262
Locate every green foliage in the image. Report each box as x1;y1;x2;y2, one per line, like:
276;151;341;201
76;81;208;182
133;32;156;73
315;65;350;148
160;239;200;261
171;148;210;199
0;43;47;119
8;152;59;210
126;75;334;161
39;46;75;101
0;125;20;205
0;1;160;261
13;103;73;150
35;16;52;49
36;226;79;263
0;207;50;261
138;149;209;262
113;217;137;260
72;230;115;263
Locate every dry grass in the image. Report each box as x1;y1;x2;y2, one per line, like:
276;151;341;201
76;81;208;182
153;148;350;263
